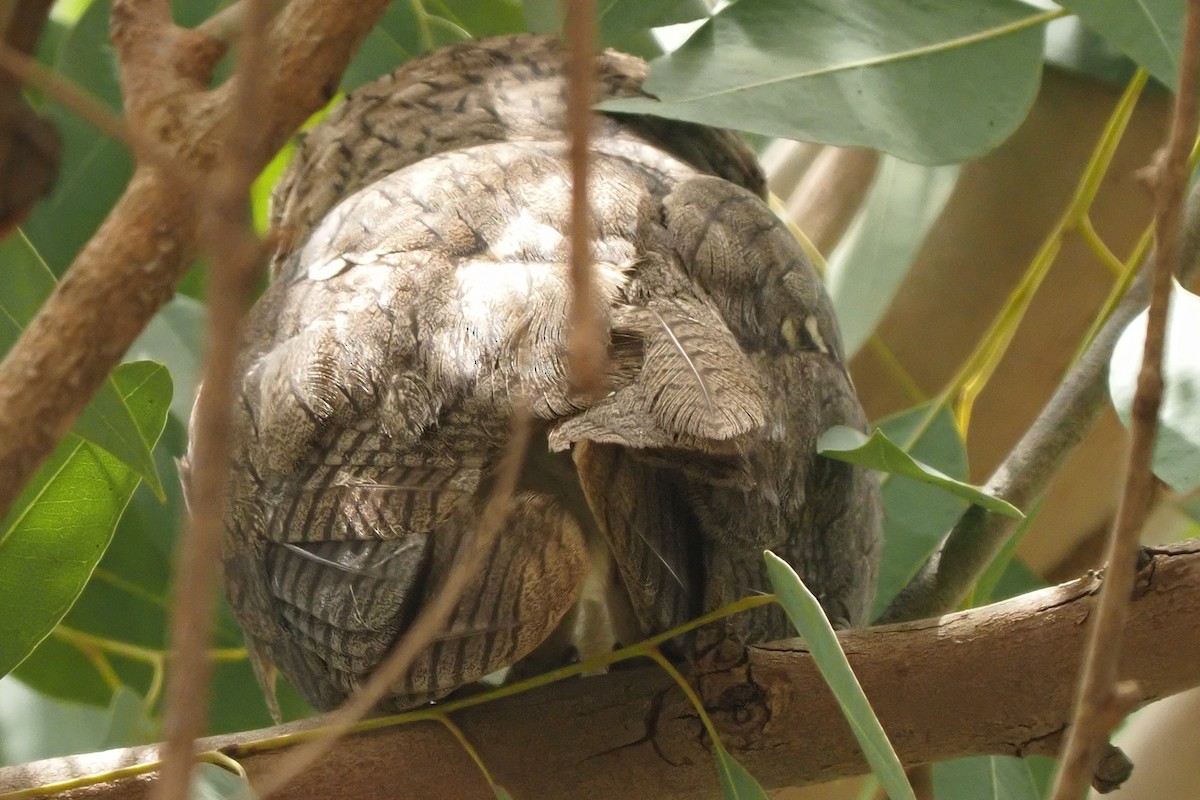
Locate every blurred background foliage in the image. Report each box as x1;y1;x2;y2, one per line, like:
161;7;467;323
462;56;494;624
2;2;1198;799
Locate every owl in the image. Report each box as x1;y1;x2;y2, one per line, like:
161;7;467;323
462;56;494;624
206;33;881;714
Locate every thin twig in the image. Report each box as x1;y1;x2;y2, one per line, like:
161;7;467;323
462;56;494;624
1048;2;1200;796
881;151;1200;624
251;411;533;798
564;0;609;396
150;1;275;798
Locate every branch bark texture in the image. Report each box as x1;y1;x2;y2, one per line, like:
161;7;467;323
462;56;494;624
4;539;1198;800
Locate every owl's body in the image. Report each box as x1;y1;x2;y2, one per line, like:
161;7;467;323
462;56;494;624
217;34;881;712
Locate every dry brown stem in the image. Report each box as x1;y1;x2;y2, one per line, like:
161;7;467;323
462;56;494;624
3;539;1198;800
1048;4;1200;798
251;412;534;799
149;1;275;797
564;0;609;396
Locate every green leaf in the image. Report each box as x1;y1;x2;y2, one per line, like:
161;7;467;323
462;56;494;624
0;677;114;766
344;0;526;91
492;785;515;800
191;762;257;800
1109;280;1200;494
968;502;1042;607
867;404;969;619
1059;0;1183;90
0;360;170;679
597;0;1049;165
127;295;206;422
932;755;1044;800
819;426;1022;518
827;157;960;357
0;233;166;493
764;552;916;800
715;744;770;800
597;0;711;46
22;0;130;274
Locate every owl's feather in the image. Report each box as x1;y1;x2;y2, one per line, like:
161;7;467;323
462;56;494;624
206;34;881;713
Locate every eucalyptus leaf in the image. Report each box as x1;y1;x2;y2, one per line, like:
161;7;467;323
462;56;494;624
598;0;711;46
191;763;257;800
0;360;170;679
598;0;1048;165
868;404;970;620
0;678;112;766
827;157;960;357
0;233;164;493
764;553;916;800
715;744;771;800
932;754;1045;800
127;295;206;422
819;426;1021;518
1059;0;1183;90
1109;280;1200;493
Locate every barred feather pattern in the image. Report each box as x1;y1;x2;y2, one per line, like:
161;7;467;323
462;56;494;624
203;34;881;713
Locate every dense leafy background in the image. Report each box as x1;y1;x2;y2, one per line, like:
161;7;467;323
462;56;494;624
0;2;1194;800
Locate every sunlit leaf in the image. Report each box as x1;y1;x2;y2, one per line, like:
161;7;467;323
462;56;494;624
0;361;170;678
819;426;1021;517
764;552;916;800
598;0;1048;165
1109;280;1200;493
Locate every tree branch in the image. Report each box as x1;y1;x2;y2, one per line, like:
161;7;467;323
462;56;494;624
0;0;390;525
4;539;1198;800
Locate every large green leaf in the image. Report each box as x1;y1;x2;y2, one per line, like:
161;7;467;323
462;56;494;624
1109;281;1200;494
765;553;916;800
597;0;710;46
866;404;970;620
818;426;1021;517
1060;0;1183;90
598;0;1049;165
0;361;170;678
0;233;163;493
827;157;960;357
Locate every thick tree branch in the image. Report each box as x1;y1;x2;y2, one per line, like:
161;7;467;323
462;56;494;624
4;539;1198;800
0;0;390;524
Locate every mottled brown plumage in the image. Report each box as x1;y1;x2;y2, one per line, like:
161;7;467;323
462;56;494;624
204;34;881;714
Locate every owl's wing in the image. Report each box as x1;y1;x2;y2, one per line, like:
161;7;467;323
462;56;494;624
558;175;881;645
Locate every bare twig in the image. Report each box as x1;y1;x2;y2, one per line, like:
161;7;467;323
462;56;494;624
0;0;388;534
564;0;609;396
4;539;1199;800
250;412;533;798
881;150;1200;624
1048;3;1200;797
150;0;275;797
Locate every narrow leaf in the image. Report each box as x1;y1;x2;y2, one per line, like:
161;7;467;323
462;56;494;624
764;552;916;800
598;0;1048;165
1109;280;1200;493
0;232;164;493
0;361;170;678
715;744;771;800
827;157;960;357
818;425;1022;518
